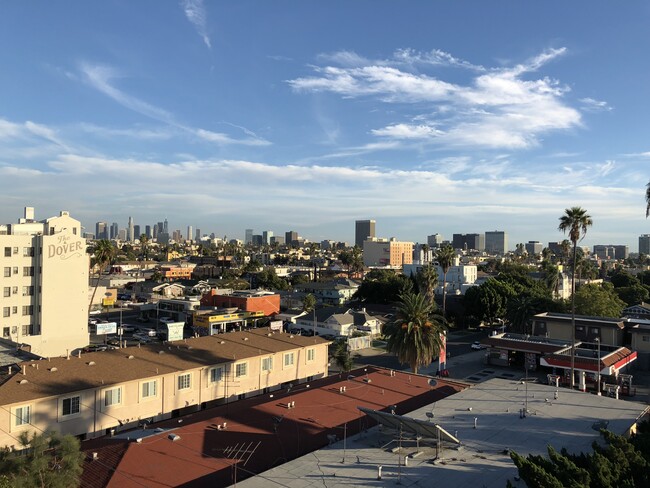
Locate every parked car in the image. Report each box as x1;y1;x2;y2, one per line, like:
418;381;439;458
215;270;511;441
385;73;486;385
82;344;108;353
132;333;151;343
140;328;157;337
159;317;175;323
289;328;301;335
471;341;486;350
119;324;136;333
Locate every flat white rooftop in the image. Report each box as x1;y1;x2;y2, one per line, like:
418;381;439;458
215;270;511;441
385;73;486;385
237;377;649;488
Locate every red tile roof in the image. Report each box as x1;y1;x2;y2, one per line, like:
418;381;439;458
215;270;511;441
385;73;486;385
81;367;465;487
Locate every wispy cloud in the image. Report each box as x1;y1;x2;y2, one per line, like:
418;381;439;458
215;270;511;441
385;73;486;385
78;61;270;147
181;0;211;49
289;47;583;150
580;97;612;112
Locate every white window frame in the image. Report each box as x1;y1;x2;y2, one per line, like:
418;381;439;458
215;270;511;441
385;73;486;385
177;373;191;391
61;395;81;418
141;380;157;399
284;352;295;368
307;348;315;362
235;362;248;378
261;356;273;372
104;387;122;407
210;367;223;383
13;405;31;428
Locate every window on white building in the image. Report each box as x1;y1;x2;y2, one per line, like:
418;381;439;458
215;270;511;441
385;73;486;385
62;396;80;416
14;405;31;426
141;380;157;399
104;387;122;407
210;367;223;383
177;373;191;390
284;352;295;368
235;362;248;378
261;357;273;372
307;348;315;362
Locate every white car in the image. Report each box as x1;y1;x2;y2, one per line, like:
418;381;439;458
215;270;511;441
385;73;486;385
471;341;486;350
140;328;158;337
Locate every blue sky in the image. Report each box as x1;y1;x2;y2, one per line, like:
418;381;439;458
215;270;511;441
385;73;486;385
1;1;649;250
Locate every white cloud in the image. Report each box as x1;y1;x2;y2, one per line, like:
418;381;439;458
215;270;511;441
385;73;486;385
289;47;583;150
181;0;211;49
580;97;612;112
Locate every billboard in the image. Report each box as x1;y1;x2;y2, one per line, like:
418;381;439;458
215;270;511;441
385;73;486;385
269;320;283;331
95;322;117;335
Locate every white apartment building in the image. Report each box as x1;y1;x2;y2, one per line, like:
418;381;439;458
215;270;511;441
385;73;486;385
1;207;88;358
404;258;478;295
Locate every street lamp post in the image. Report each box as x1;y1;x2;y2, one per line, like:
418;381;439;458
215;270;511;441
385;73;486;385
596;338;601;396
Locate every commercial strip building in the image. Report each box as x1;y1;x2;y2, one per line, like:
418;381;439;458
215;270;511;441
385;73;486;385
0;207;88;358
237;377;649;488
0;328;330;451
200;289;280;317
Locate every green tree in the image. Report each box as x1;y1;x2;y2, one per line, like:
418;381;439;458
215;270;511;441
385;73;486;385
574;283;626;317
616;284;649;306
0;431;84;488
333;340;353;372
353;269;413;304
558;206;593;389
88;239;117;309
464;278;516;325
435;244;456;317
416;264;438;305
383;292;445;374
302;293;316;313
610;270;639;288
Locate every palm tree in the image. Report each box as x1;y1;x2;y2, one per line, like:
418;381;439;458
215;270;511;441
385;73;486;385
558;206;593;389
88;239;117;310
435;244;455;317
416;264;438;305
646;180;650;217
421;243;430;264
384;292;445;374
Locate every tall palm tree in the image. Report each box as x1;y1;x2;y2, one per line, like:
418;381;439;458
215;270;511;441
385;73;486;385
416;264;438;305
558;206;593;389
435;244;455;317
384;292;445;374
646;180;650;217
421;243;430;264
88;239;117;310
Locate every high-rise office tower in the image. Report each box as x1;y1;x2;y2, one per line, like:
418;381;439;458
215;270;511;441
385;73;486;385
145;225;152;238
163;219;169;234
245;229;253;245
485;231;508;255
263;230;273;244
133;225;141;239
285;231;298;247
427;234;444;248
187;226;193;241
195;228;201;241
525;241;543;256
355;220;376;248
127;216;134;242
110;222;119;240
640;234;650;255
95;222;107;240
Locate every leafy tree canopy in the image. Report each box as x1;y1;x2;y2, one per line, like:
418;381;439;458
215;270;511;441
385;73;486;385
610;270;640;288
510;423;650;488
574;283;626;317
0;431;84;488
353;270;413;304
615;284;650;307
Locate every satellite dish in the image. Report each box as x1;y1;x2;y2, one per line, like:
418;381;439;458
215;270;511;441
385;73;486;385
426;412;434;419
428;378;438;388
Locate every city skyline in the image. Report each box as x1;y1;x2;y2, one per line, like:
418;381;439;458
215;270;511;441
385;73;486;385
1;2;650;249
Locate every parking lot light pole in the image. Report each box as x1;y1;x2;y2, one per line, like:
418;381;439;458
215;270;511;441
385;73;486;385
596;338;601;396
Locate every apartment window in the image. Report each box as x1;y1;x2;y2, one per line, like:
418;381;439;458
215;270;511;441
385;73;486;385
23;266;34;277
261;357;273;372
3;287;9;298
284;352;295;368
104;387;122;407
22;247;34;257
62;396;80;416
210;367;223;383
2;327;9;339
3;247;10;257
12;267;17;275
12;247;18;255
22;286;34;297
12;286;17;295
3;267;9;278
12;306;17;314
14;405;31;427
235;362;248;378
2;307;9;318
22;305;33;316
141;380;157;399
177;373;191;390
21;324;30;336
307;348;315;362
642;336;650;343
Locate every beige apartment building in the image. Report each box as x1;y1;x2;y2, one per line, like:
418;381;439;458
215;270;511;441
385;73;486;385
0;328;329;450
0;207;88;358
362;237;413;267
